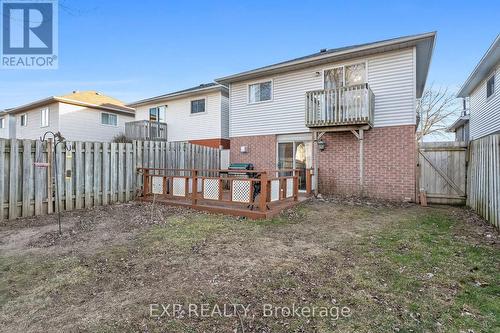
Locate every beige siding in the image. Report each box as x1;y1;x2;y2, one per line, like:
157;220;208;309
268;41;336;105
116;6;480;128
58;103;133;142
15;102;60;140
229;48;416;137
134;90;224;141
221;93;230;139
469;64;500;140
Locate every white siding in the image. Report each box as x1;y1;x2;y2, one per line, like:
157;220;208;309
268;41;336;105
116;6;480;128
220;93;230;139
15;102;60;140
134;90;224;142
58;103;133;142
469;64;500;140
0;114;15;139
229;48;416;137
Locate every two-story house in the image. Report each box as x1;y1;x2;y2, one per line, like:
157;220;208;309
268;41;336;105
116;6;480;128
0;91;135;141
126;83;230;149
456;35;499;140
216;32;436;201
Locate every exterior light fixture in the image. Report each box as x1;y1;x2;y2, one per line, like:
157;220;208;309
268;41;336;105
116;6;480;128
317;139;326;151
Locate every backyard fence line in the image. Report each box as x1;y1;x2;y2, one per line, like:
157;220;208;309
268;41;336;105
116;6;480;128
0;139;221;220
467;134;500;228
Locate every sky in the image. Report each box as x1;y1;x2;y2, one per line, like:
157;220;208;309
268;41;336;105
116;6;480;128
0;0;499;110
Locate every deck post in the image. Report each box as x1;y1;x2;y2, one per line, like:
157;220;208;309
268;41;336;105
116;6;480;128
143;170;149;196
192;169;198;206
293;176;299;201
305;169;312;194
259;172;268;212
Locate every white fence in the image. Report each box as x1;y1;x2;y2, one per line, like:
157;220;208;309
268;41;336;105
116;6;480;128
468;134;500;228
0;139;220;220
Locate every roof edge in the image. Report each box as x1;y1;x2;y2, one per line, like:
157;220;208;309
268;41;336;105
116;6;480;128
128;84;228;107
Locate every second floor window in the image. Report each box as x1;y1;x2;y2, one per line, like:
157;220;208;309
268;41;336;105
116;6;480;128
487;75;495;99
0;117;4;129
101;113;117;126
20;114;27;127
149;106;166;122
190;99;206;114
249;81;272;103
40;108;49;127
324;62;366;89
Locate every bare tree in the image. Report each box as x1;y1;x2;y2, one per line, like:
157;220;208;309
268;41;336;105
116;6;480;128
416;85;461;141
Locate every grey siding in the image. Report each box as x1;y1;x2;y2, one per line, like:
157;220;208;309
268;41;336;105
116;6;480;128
220;93;230;139
15;102;60;140
469;64;500;140
229;48;416;137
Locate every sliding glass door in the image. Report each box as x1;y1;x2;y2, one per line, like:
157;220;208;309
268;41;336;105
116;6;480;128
277;141;312;191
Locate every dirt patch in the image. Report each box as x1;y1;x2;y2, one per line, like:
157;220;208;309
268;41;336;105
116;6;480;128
0;200;498;332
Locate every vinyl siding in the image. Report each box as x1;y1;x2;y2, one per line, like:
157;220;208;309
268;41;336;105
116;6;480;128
0;114;15;139
469;64;500;140
58;103;133;142
220;93;230;139
229;48;416;137
15;102;60;140
134;90;224;141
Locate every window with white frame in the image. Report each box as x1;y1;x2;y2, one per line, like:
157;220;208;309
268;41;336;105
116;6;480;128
101;112;117;126
324;62;366;89
20;114;27;127
190;99;206;114
149;106;166;122
0;117;4;129
40;108;49;127
248;81;272;103
486;75;495;99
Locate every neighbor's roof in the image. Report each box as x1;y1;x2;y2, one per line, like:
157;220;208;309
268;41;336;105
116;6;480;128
215;32;436;98
457;35;500;97
4;91;135;115
127;83;228;107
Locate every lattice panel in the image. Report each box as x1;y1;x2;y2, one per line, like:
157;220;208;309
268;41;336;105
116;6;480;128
172;177;186;197
286;178;294;198
188;178;203;194
270;179;280;202
151;176;164;194
203;179;220;200
232;180;251;203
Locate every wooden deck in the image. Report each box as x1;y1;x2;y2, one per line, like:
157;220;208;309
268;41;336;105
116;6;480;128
140;191;311;219
137;167;314;219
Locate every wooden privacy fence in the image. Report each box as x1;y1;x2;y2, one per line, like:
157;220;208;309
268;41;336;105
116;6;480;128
0;139;220;220
468;134;500;228
418;141;468;205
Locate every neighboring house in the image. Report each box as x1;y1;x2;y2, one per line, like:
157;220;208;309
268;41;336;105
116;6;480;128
448;99;470;143
456;35;499;140
127;83;230;149
1;91;135;141
216;32;436;201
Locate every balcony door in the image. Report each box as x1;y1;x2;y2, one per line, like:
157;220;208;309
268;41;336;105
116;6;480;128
149;106;166;139
277;137;312;191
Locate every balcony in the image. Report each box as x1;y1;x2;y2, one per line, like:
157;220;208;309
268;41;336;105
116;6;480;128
125;120;167;141
305;83;374;129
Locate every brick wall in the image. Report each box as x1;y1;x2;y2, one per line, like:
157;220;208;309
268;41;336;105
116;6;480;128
230;135;277;170
318;125;416;201
230;125;416;201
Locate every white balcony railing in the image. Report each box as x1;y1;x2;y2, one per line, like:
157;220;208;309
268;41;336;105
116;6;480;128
305;83;374;128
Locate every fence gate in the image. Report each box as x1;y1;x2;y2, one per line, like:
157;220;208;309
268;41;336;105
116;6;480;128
418;141;468;205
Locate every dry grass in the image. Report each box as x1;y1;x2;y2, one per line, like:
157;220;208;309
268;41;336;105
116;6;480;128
0;200;498;332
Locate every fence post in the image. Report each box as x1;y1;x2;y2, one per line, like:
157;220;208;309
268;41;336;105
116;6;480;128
192;169;198;206
259;172;268;212
305;169;312;194
143;169;149;196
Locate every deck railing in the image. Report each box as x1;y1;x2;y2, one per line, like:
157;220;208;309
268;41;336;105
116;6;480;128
138;168;313;213
305;83;374;127
125;120;168;141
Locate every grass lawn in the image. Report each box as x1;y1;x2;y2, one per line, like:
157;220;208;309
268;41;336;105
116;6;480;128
0;199;498;332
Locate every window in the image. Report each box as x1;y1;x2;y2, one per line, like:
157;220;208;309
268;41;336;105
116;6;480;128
149;106;166;122
248;81;272;103
20;114;27;127
0;117;4;129
190;99;206;114
40;108;49;127
101;112;117;126
487;75;495;99
324;62;366;89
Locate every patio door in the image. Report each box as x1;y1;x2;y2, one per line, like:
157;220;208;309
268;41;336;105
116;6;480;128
277;139;312;191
